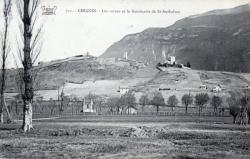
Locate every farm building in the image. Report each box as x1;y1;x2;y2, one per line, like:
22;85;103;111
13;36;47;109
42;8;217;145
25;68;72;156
118;87;130;95
199;85;207;90
167;55;176;65
125;107;138;114
212;85;222;92
123;52;128;60
82;99;95;113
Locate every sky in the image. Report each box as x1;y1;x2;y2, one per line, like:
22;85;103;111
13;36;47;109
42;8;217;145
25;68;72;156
1;0;250;67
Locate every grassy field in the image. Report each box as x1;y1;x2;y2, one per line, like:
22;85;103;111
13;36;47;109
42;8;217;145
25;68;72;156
0;115;250;159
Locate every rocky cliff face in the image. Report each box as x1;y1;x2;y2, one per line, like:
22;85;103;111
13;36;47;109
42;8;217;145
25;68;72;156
101;4;250;72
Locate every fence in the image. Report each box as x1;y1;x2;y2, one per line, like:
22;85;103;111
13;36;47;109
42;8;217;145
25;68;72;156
5;99;84;120
3;99;230;121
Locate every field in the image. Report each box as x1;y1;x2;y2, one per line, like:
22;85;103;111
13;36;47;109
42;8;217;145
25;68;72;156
0;115;250;159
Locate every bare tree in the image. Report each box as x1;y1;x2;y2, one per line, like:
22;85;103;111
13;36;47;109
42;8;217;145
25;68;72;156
227;96;240;124
210;96;222;115
0;0;12;123
16;0;43;132
151;91;165;114
238;96;248;125
181;94;193;114
247;101;250;125
139;94;149;113
94;97;105;114
195;93;209;116
120;91;136;114
106;97;120;114
167;95;178;112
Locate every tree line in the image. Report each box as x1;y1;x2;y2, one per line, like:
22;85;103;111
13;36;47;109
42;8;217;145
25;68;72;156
102;91;249;125
6;89;250;126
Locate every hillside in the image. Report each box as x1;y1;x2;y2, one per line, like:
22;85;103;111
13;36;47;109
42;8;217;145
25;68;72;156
4;55;149;93
33;65;250;105
101;4;250;72
4;54;250;103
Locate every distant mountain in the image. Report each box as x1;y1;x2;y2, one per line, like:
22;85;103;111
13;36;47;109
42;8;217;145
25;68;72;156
101;4;250;72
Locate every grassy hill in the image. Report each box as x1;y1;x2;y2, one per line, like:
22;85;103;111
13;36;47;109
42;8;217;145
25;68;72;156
5;55;250;104
5;56;141;93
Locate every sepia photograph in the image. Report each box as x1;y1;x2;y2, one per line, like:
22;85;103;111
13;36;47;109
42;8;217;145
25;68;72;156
0;0;250;158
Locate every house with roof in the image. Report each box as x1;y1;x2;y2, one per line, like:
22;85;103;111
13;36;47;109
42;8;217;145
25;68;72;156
125;106;138;114
118;86;130;95
82;98;96;113
212;84;222;92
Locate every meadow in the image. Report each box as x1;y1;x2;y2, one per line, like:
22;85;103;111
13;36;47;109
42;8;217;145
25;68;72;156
0;115;249;159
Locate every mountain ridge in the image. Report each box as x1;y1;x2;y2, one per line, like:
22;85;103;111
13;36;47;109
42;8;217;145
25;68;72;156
101;4;250;72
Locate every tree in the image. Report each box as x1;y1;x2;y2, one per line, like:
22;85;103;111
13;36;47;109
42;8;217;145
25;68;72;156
16;0;43;132
139;94;149;113
210;96;222;115
227;96;240;124
195;93;209;116
106;97;120;114
13;94;22;118
0;0;12;123
120;91;136;114
59;90;65;115
94;96;105;114
48;98;55;116
247;101;250;124
85;93;100;112
238;96;249;125
151;92;165;114
181;94;193;114
186;61;191;68
167;95;178;112
113;97;121;114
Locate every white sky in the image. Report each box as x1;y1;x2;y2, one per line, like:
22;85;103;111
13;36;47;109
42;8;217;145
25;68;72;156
1;0;250;67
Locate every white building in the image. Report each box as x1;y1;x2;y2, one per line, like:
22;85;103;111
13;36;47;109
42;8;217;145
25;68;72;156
82;99;95;113
124;52;128;60
125;107;137;114
118;87;129;95
165;55;176;65
212;85;222;92
168;56;176;65
199;85;207;90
